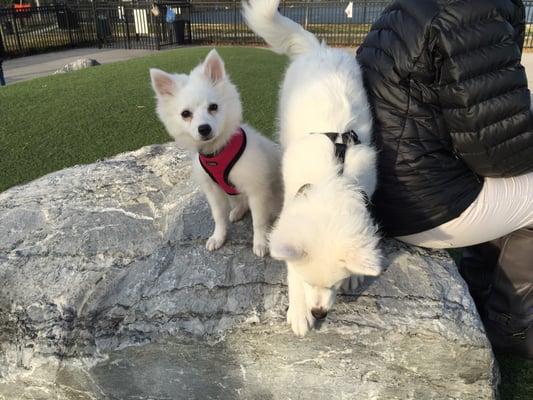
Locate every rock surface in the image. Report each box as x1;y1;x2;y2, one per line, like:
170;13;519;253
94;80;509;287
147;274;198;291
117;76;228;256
53;58;100;74
0;144;497;399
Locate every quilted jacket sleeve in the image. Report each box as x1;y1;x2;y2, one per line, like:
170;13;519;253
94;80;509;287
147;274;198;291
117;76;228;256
356;0;483;236
432;0;533;177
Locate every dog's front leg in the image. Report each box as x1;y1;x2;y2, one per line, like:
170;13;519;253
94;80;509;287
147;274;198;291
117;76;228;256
248;193;270;257
202;183;230;251
340;275;365;294
229;195;249;223
286;264;314;337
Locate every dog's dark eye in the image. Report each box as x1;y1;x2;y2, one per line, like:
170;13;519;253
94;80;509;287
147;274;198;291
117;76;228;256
208;103;218;112
181;110;192;119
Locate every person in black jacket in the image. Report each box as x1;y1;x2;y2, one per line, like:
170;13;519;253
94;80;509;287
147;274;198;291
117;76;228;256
357;0;532;358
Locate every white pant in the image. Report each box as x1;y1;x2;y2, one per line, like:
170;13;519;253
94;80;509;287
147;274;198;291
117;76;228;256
398;172;533;249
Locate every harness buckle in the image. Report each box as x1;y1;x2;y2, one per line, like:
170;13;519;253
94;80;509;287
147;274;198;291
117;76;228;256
317;129;361;174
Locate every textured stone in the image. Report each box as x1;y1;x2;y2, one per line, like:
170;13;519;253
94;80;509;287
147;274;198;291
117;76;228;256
53;58;100;74
0;144;497;399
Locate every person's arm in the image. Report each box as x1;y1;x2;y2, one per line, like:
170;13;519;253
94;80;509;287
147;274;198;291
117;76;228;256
434;0;532;177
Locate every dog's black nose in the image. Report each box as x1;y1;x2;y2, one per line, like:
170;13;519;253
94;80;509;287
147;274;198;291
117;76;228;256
311;307;328;320
198;124;212;138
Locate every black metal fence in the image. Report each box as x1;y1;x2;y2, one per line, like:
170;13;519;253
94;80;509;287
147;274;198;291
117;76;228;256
0;1;193;57
2;0;533;58
194;0;533;47
0;5;93;56
189;0;388;46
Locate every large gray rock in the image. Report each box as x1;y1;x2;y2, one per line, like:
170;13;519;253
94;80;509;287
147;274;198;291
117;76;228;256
0;144;497;399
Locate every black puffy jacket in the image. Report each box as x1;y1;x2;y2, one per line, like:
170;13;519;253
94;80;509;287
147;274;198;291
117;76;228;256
356;0;533;237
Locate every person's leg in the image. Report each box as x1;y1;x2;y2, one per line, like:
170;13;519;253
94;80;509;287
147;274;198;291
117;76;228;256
397;172;533;358
458;241;500;313
483;227;533;358
397;172;533;248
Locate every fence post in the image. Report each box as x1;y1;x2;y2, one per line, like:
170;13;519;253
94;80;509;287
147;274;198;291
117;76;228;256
65;5;75;47
124;2;131;50
187;10;192;44
0;28;5;85
233;0;238;44
304;0;309;30
92;1;101;48
153;6;161;50
10;7;22;53
0;16;6;60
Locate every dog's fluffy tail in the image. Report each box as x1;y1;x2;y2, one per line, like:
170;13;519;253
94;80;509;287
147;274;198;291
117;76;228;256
242;0;321;57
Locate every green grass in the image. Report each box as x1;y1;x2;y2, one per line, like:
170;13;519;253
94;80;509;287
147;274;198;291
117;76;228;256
1;46;532;398
498;354;533;400
0;47;286;192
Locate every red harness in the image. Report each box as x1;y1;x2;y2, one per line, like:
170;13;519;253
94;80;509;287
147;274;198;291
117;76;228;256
198;128;247;195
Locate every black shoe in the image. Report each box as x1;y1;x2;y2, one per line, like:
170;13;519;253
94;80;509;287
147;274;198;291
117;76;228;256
483;310;532;359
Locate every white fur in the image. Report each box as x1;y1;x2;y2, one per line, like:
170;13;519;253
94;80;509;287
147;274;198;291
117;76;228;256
150;49;282;256
243;0;383;336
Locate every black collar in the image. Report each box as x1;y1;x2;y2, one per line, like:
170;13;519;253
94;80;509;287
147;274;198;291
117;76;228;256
301;130;370;206
318;130;361;174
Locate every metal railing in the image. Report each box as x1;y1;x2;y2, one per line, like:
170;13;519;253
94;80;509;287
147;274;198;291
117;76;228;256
0;1;193;57
0;5;95;56
1;0;533;58
188;1;388;46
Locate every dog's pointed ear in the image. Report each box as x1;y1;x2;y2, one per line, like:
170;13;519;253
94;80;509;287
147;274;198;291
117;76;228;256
270;243;306;262
150;68;179;97
203;49;226;84
342;248;383;277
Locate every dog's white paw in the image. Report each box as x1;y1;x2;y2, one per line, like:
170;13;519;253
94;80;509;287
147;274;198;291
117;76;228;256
229;206;248;223
341;275;365;294
206;235;225;251
287;305;313;337
253;241;268;257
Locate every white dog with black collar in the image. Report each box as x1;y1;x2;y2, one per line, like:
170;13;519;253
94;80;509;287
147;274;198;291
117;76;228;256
244;0;383;336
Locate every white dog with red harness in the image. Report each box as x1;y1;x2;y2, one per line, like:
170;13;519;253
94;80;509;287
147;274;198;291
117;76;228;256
244;0;383;336
150;50;282;256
